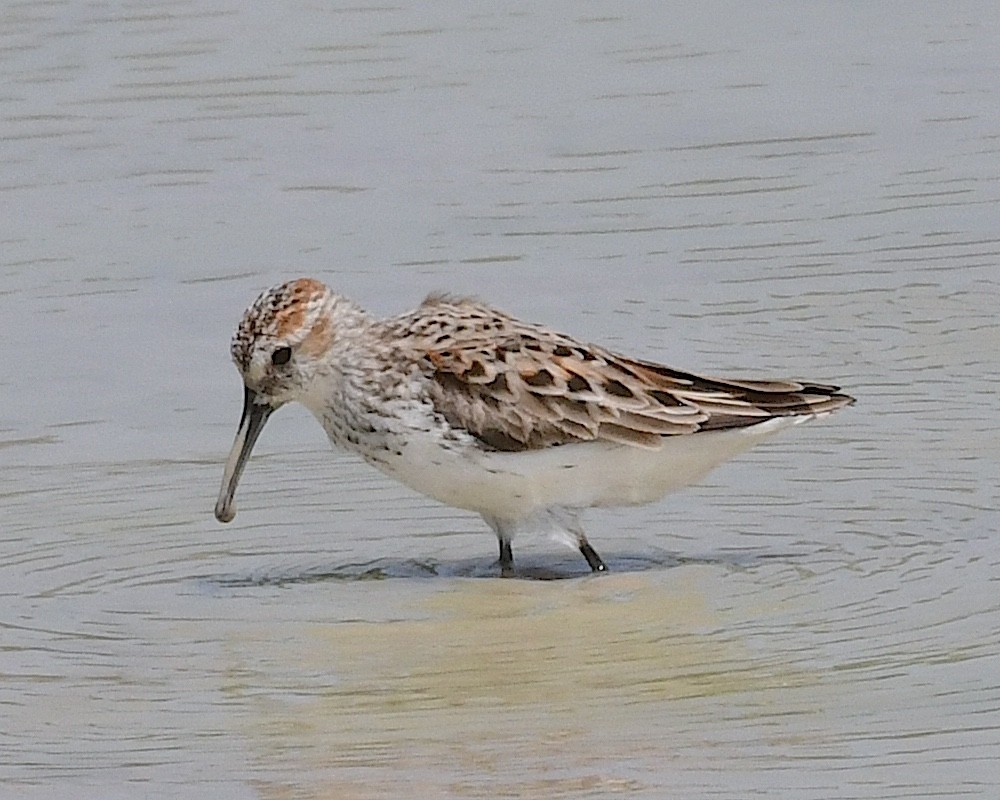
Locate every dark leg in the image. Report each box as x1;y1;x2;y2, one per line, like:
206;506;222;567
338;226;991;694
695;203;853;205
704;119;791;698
498;536;514;578
557;510;607;574
578;534;607;573
484;516;516;578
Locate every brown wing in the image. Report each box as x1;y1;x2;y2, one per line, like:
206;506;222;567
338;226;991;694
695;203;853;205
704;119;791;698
398;296;854;452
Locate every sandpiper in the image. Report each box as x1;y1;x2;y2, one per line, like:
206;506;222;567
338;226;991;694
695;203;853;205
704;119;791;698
215;278;854;575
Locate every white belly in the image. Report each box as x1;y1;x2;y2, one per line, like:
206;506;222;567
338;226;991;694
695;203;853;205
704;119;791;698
366;416;808;521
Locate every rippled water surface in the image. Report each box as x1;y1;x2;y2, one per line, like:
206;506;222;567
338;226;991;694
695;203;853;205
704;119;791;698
3;2;999;798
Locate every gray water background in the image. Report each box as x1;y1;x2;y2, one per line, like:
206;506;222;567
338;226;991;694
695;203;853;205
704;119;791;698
2;2;998;798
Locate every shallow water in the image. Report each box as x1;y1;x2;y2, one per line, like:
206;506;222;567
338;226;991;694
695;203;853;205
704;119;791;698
3;2;999;798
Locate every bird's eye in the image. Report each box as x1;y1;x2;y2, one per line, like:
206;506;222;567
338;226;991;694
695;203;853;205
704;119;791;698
271;346;292;366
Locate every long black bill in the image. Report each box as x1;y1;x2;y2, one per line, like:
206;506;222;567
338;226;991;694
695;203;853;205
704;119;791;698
214;385;274;523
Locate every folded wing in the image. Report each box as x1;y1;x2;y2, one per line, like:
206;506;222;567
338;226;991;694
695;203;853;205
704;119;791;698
398;295;854;452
